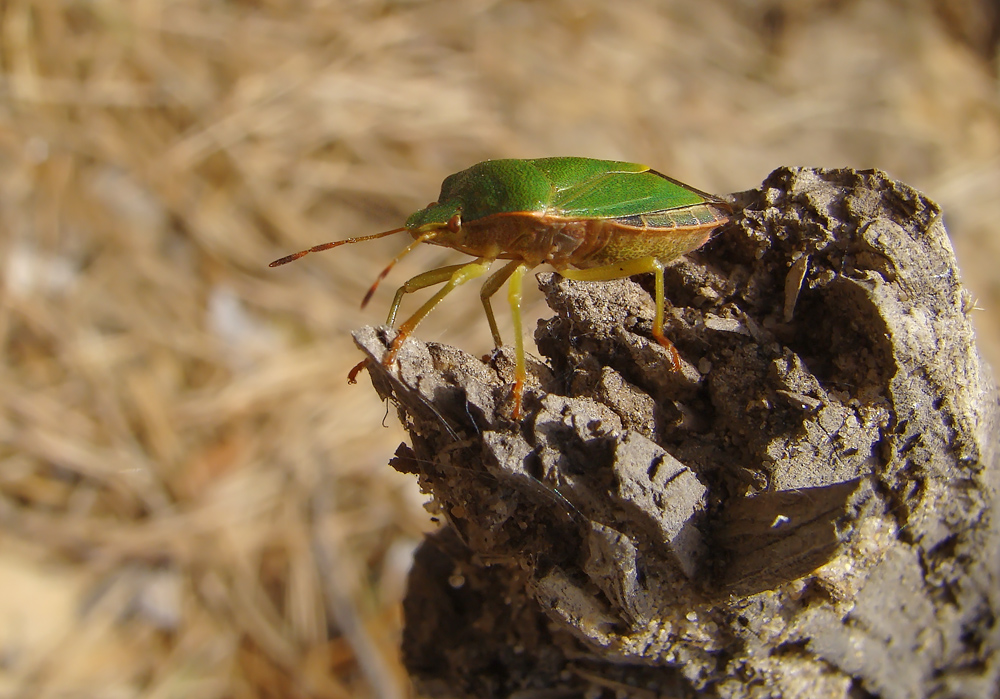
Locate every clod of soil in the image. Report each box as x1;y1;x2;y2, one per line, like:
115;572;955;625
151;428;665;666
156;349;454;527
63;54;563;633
354;168;1000;699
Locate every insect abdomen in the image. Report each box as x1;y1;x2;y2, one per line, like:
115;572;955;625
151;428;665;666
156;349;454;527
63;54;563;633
573;202;731;268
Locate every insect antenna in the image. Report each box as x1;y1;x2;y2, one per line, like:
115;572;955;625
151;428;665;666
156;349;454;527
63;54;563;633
268;227;408;267
360;230;440;308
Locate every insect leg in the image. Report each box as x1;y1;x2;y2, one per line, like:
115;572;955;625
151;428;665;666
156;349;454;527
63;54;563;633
560;257;682;370
385;258;493;364
480;260;522;346
386;263;468;326
506;263;531;419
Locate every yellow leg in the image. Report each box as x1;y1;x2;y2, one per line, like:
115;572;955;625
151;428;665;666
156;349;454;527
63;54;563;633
559;257;681;370
480;260;522;347
506;263;530;419
386;258;493;363
349;262;484;388
386;263;469;327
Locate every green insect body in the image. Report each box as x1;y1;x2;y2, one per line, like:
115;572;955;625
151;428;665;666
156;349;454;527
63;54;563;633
271;157;732;419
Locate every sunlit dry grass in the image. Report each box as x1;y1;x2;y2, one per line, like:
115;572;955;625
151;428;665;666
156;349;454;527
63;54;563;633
1;1;998;696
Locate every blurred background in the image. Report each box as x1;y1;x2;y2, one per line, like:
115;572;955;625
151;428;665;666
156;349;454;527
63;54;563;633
1;1;998;696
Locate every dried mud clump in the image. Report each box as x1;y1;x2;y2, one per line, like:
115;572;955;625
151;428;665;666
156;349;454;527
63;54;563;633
353;168;1000;699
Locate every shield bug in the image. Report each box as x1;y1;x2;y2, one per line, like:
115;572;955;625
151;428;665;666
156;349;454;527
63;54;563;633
271;157;732;419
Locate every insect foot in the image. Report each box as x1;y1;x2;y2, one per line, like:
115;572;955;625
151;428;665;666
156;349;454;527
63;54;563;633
351;325;551;431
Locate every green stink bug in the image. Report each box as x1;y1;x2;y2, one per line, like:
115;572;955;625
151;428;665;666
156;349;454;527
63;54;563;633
271;157;732;419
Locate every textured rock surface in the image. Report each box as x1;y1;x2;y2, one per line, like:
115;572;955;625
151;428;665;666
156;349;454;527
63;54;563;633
355;168;1000;699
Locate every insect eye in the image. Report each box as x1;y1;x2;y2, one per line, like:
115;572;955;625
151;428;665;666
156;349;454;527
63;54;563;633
447;214;461;233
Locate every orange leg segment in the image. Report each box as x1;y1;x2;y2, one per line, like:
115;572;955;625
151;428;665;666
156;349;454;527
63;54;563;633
347;358;369;384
